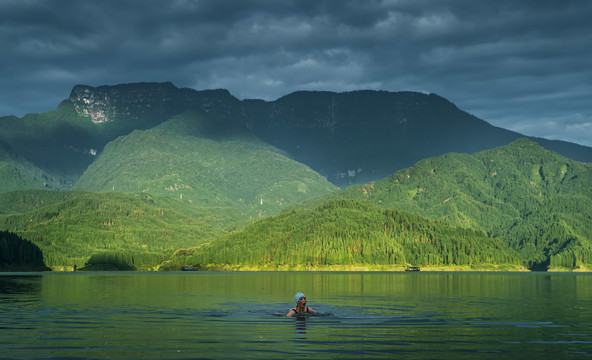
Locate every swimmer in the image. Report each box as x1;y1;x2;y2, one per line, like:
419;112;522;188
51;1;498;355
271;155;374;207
286;292;316;316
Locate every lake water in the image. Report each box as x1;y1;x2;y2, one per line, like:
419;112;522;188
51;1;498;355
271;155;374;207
1;272;591;359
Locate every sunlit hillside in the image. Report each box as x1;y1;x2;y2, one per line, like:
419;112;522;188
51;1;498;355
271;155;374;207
75;110;337;218
338;139;592;270
167;199;522;271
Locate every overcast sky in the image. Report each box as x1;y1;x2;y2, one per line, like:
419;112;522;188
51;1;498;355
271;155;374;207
1;0;591;147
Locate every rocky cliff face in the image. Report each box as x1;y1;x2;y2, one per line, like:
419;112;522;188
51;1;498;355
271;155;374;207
69;82;243;126
69;82;183;124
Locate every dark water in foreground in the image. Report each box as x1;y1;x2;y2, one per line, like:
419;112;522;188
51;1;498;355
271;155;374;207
1;272;591;359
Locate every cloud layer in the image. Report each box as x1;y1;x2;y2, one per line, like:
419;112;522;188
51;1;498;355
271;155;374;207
1;0;591;146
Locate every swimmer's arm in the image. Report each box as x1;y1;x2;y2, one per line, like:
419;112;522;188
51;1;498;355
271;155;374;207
308;307;316;313
286;309;296;317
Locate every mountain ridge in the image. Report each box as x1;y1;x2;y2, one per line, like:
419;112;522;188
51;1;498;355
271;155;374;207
1;81;591;190
66;82;592;187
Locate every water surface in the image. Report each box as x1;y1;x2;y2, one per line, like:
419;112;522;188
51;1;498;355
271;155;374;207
1;272;591;359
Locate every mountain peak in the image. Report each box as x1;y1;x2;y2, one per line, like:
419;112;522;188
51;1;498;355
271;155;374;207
68;82;243;127
68;82;181;124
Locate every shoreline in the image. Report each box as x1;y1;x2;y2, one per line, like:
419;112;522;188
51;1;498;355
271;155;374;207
7;263;592;273
190;264;530;272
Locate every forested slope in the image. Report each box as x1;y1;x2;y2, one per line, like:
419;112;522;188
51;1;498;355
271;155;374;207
75;111;337;218
338;139;592;270
0;191;230;270
168;199;522;271
0;231;49;271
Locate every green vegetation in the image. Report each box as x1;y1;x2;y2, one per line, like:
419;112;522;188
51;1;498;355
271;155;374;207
0;83;188;189
0;141;73;192
168;199;522;271
0;109;338;271
1;138;589;272
0;103;101;179
0;230;49;271
1;80;590;272
0;191;232;270
338;139;592;270
0;190;83;215
0;160;64;192
75;111;337;218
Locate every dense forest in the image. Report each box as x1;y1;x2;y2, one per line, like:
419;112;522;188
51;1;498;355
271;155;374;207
75;111;337;218
167;199;522;271
337;139;592;270
0;191;230;270
0;230;49;271
0;139;590;271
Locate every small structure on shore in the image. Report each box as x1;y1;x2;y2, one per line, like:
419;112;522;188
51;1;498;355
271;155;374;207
181;266;198;271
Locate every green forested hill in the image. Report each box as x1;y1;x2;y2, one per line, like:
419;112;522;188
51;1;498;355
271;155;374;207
0;109;339;270
0;110;338;270
168;199;522;271
0;154;74;192
0;191;232;270
0;190;82;215
338;139;592;270
0;102;102;181
75;111;337;218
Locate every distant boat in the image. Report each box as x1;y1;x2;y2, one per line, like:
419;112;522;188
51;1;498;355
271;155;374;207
405;266;420;272
181;266;198;271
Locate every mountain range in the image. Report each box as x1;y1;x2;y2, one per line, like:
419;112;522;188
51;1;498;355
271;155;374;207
0;82;590;271
1;82;590;189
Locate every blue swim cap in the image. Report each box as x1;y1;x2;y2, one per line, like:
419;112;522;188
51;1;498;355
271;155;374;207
294;292;305;304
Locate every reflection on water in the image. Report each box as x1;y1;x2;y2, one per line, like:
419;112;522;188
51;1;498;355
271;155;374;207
294;316;307;338
0;275;41;295
0;272;591;359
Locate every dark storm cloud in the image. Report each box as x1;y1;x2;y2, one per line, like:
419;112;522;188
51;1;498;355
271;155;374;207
1;0;591;146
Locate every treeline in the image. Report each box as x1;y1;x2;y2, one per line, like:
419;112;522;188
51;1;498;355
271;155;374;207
0;230;49;271
176;199;522;269
81;252;168;270
549;239;592;269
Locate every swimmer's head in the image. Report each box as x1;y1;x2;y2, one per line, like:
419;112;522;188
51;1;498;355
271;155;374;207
294;292;305;305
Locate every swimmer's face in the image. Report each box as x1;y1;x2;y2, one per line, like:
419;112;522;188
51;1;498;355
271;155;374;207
298;297;307;307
